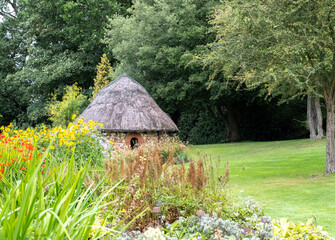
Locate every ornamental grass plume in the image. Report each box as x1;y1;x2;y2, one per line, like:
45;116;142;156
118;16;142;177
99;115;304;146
120;159;127;178
196;159;206;190
187;160;196;187
128;159;134;182
93;169;100;183
179;161;186;191
153;147;162;177
84;174;96;189
219;161;230;188
165;149;175;166
112;159;119;181
139;156;148;187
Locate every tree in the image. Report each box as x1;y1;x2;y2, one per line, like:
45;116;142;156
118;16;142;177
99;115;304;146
307;92;324;139
197;0;335;173
0;0;30;126
104;0;261;142
92;54;113;99
0;0;131;126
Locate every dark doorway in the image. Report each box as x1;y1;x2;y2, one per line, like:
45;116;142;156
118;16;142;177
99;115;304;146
130;137;138;149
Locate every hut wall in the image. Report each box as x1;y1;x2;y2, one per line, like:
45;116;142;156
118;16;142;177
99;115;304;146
105;132;160;148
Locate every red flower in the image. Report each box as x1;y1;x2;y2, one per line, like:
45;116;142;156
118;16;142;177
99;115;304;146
0;168;3;173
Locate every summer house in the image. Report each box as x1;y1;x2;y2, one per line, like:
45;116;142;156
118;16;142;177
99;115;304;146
78;73;178;148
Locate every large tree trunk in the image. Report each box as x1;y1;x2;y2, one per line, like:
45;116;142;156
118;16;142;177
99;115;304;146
225;102;241;141
216;103;241;142
314;94;324;138
307;93;317;139
324;93;335;174
307;92;324;139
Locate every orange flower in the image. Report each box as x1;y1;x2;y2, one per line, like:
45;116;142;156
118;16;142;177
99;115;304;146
21;167;26;171
0;168;3;173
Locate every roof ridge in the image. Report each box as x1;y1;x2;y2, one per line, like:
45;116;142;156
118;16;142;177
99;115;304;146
102;72;152;97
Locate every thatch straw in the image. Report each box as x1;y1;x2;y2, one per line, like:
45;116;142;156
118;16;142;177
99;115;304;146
78;73;178;132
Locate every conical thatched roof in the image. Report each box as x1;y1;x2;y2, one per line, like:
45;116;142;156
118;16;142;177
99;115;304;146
78;73;178;132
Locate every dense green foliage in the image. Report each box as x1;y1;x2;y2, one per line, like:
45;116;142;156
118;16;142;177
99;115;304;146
0;0;130;126
104;0;310;143
0;0;324;144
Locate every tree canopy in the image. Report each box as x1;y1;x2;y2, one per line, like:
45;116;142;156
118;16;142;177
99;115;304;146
0;0;310;145
0;0;130;126
196;0;335;172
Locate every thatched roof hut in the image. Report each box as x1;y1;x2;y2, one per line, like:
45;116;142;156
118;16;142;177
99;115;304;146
79;73;178;135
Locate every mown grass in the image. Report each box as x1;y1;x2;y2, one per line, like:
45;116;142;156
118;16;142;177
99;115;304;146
188;139;335;236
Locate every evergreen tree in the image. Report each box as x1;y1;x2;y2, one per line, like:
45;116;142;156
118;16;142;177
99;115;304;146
92;54;113;99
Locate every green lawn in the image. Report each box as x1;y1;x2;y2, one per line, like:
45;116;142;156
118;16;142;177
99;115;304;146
188;139;335;236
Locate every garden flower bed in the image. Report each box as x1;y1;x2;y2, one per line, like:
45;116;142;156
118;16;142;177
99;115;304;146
0;122;332;239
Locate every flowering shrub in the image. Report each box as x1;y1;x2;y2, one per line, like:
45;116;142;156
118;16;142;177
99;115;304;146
0;118;106;166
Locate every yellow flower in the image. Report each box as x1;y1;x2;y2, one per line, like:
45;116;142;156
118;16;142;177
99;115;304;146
78;119;83;124
71;147;75;151
109;141;114;145
121;208;126;213
72;114;76;120
50;146;55;149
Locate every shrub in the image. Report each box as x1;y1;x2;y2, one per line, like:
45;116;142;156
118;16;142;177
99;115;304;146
46;83;89;127
272;218;332;239
117;212;273;239
177;111;225;145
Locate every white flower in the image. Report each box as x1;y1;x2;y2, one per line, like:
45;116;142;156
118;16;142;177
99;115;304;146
143;227;166;240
